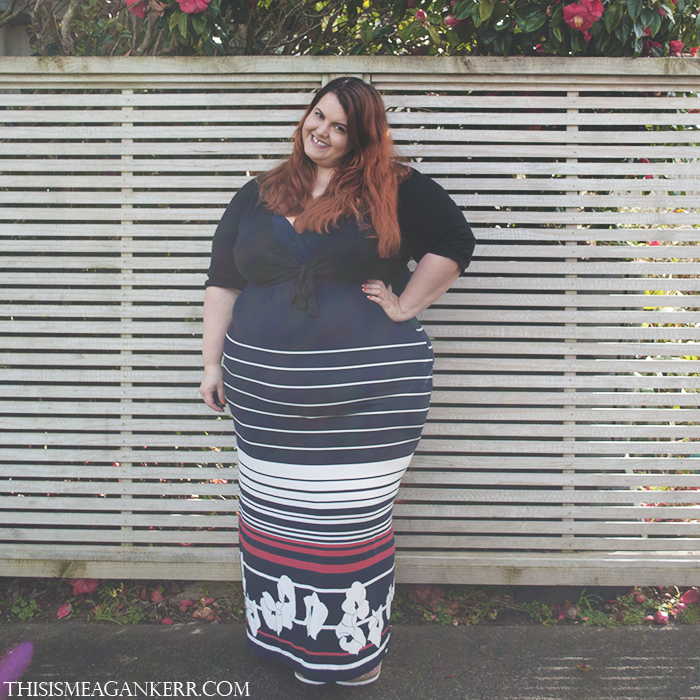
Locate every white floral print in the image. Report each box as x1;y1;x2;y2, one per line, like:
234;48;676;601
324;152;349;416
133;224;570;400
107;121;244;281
336;612;367;654
385;581;395;622
303;592;328;640
367;607;383;647
245;594;260;637
252;576;390;653
277;575;296;630
261;590;284;634
335;581;372;654
342;581;370;619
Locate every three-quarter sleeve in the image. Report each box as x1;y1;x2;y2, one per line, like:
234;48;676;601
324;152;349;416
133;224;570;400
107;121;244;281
398;169;475;272
204;179;258;290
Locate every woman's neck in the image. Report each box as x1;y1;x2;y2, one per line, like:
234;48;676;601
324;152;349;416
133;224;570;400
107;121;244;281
286;166;335;227
312;166;335;198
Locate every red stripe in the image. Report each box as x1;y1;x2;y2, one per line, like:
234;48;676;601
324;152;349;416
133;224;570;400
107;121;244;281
240;536;393;574
252;624;389;657
239;518;394;557
254;630;351;657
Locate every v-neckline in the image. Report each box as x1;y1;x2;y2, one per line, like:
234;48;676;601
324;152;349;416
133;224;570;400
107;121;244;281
271;214;320;262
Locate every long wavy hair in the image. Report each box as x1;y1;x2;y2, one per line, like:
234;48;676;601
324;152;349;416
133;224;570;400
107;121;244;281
257;76;409;258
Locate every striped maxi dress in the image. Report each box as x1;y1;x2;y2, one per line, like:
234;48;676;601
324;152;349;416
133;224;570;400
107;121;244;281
206;173;474;683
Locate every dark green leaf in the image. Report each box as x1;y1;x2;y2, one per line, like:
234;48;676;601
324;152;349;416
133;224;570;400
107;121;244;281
615;14;633;43
603;2;623;33
169;11;181;32
633;35;643;56
649;12;662;36
627;0;642;21
515;6;547;34
479;0;494;25
392;0;407;20
178;11;188;39
192;13;207;35
452;0;475;21
427;24;441;45
398;20;418;43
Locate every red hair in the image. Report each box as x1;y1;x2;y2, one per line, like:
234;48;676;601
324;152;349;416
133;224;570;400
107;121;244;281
257;77;409;258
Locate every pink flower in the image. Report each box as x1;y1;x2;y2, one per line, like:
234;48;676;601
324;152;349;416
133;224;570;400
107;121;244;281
126;0;146;17
669;40;683;57
177;0;211;13
68;578;99;596
563;0;603;33
161;618;174;625
415;9;427;21
680;588;699;605
636;594;646;603
642;38;663;57
535;43;545;54
445;14;458;27
654;610;669;625
690;47;699;57
57;602;72;620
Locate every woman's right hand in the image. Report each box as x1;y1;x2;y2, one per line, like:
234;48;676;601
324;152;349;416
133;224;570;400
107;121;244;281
199;365;226;413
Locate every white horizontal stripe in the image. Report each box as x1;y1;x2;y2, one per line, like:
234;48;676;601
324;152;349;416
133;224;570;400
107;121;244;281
224;370;433;391
234;416;425;436
239;467;404;492
241;510;393;543
236;434;420;452
238;450;412;480
240;478;401;507
229;400;429;420
241;556;394;594
227;334;427;355
239;493;394;525
247;631;388;673
240;474;402;503
224;353;431;373
226;383;431;408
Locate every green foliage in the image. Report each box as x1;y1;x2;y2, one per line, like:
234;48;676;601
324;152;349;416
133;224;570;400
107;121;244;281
520;600;558;626
5;596;41;621
27;0;699;57
678;604;700;624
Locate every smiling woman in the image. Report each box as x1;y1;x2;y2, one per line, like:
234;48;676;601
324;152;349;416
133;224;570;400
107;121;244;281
199;76;475;686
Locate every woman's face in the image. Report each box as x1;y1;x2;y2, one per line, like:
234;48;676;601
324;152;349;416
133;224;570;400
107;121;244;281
301;92;351;171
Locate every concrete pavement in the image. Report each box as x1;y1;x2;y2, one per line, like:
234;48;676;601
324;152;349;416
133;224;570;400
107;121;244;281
2;622;699;700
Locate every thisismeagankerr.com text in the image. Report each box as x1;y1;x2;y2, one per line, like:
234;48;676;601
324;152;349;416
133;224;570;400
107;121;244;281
3;681;250;697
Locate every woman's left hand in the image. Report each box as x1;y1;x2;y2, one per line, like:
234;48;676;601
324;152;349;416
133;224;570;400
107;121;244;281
363;279;410;322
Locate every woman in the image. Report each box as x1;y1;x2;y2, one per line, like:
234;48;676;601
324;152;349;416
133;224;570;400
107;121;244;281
200;77;475;686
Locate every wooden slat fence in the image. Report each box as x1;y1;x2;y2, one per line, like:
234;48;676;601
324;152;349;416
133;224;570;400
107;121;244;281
1;56;699;583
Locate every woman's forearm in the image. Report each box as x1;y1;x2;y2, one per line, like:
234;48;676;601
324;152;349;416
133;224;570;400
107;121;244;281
202;286;240;367
395;253;461;320
363;253;461;323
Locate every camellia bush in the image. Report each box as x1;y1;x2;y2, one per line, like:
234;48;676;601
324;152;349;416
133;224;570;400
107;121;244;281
20;0;700;56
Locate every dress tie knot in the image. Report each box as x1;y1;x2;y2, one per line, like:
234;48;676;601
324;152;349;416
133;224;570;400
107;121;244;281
292;264;319;317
